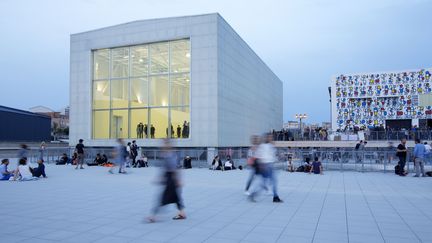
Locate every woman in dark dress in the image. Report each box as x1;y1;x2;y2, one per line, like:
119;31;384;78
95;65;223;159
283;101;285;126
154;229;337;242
147;139;186;222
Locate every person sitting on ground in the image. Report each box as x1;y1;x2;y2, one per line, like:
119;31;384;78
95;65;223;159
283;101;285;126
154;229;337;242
286;155;295;172
13;158;37;181
309;157;323;175
0;159;14;180
136;154;149;168
224;156;236;170
94;153;105;165
211;155;222;170
303;158;312;172
71;153;78;165
224;160;233;170
56;153;70;165
101;154;108;164
31;159;47;178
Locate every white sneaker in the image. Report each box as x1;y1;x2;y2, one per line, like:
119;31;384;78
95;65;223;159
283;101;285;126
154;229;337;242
244;191;251;196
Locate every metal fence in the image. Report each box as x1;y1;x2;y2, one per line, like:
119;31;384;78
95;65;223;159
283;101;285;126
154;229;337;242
274;129;432;142
2;146;430;173
275;147;432;173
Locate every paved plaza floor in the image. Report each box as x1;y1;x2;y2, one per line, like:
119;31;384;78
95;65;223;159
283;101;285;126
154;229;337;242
1;164;431;243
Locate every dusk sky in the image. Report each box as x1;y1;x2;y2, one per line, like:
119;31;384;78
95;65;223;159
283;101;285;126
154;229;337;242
1;0;431;123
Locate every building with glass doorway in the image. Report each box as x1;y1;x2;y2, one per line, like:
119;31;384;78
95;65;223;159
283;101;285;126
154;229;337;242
70;13;282;149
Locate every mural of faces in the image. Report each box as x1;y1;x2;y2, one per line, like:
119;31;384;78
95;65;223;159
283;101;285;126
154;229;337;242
335;69;432;129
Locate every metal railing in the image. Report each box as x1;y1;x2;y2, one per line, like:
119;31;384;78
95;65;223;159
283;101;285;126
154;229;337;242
273;129;432;142
2;146;430;173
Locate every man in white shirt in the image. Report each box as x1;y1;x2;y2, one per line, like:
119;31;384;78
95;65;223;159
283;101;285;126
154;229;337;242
250;133;283;203
424;142;431;164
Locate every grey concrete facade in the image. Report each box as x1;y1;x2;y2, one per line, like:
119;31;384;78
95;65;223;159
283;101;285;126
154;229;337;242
70;13;282;148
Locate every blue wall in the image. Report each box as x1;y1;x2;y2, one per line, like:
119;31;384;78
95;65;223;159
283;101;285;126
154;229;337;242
0;110;51;141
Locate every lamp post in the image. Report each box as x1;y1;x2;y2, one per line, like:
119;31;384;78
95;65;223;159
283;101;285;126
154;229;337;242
295;114;308;139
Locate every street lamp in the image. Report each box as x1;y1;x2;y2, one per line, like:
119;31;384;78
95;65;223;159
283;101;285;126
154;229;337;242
295;114;308;139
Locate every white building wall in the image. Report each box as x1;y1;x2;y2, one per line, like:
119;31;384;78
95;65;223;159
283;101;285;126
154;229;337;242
70;13;283;148
216;16;283;147
70;14;219;147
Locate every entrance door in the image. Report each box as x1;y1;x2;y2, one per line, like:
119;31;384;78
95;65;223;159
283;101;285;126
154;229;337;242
112;116;123;138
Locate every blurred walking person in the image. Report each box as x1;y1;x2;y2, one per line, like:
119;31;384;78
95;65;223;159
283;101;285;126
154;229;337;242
244;135;260;195
109;138;128;174
147;139;186;222
75;139;85;169
18;144;29;160
249;133;283;203
39;142;46;162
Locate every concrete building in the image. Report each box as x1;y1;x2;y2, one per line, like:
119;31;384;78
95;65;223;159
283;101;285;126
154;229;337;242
0;106;51;142
69;13;283;149
331;68;432;130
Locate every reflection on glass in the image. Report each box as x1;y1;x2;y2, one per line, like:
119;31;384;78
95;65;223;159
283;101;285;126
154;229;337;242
170;40;190;73
171;74;190;106
93;49;110;79
93;80;110;109
150;108;168;139
150;43;169;74
93;110;110;139
111;109;128;139
130;109;148;139
111;79;129;108
149;75;169;106
171;106;190;138
112;48;129;78
130;78;148;107
131;46;148;77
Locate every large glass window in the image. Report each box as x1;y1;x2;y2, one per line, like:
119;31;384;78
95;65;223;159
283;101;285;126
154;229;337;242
150;43;169;74
130;78;148;107
110;109;128;139
93;110;110;139
170;40;190;73
130;109;148;139
111;79;129;109
92;39;191;140
150;75;169;107
171;107;190;138
111;48;129;78
93;49;110;79
131;46;148;77
93;80;110;109
171;74;190;106
150;108;169;139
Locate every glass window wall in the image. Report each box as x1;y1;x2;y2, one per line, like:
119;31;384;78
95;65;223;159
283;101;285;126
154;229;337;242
92;39;190;140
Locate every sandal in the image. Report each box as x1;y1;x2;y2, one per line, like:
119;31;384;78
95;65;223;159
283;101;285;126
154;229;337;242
172;214;186;220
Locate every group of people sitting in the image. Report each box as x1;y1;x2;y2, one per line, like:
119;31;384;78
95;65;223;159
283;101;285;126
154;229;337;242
210;155;241;170
1;158;47;181
292;157;323;174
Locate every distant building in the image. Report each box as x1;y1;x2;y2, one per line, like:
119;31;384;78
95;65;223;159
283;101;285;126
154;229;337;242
283;121;299;129
0;106;51;141
29;106;69;130
321;122;331;129
331;68;432;130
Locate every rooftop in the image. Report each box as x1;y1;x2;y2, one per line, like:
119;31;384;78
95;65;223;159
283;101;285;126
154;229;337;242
2;165;431;243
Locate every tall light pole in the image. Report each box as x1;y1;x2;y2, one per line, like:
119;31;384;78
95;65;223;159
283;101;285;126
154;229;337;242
295;114;308;139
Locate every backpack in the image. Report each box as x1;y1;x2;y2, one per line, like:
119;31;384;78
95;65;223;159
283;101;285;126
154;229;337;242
394;165;400;175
